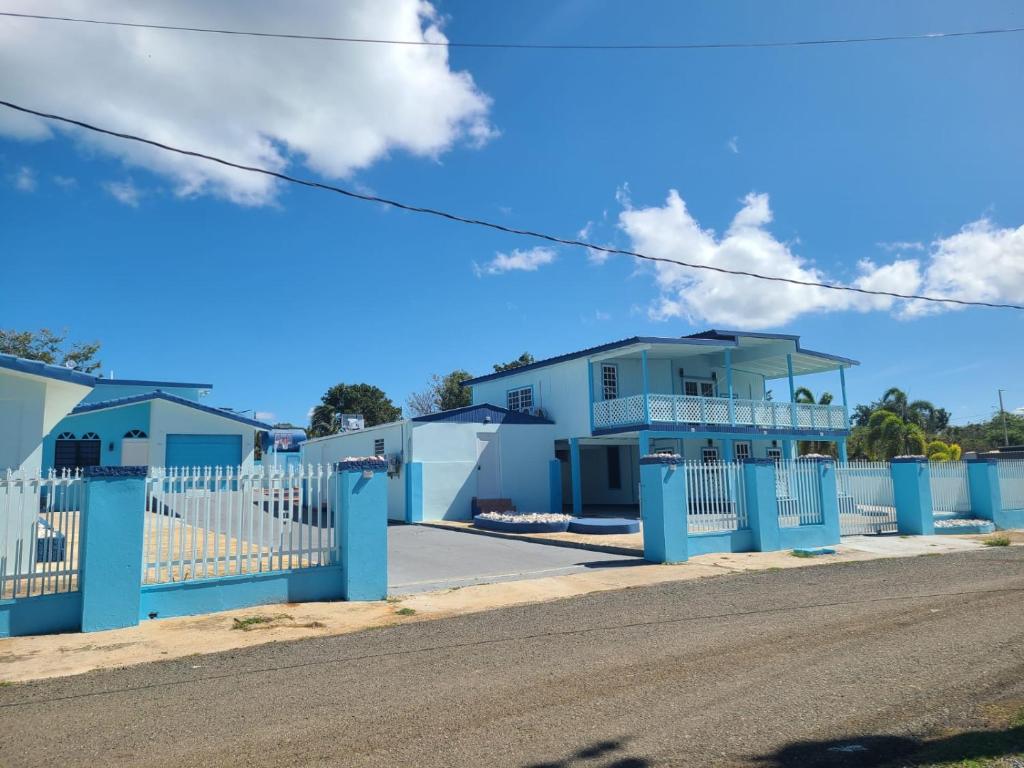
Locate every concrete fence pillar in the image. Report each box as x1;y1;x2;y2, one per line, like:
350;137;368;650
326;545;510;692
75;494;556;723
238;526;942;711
743;459;781;552
404;461;423;524
548;458;563;514
79;466;147;633
335;459;389;601
809;457;842;544
639;454;687;563
966;459;1004;527
890;457;934;535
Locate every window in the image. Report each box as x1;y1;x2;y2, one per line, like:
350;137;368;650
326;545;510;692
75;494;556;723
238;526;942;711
124;429;147;438
701;446;720;463
373;438;385;457
506;386;533;413
683;379;716;398
55;433;101;471
766;447;783;464
734;442;752;460
607;446;621;489
601;364;618;401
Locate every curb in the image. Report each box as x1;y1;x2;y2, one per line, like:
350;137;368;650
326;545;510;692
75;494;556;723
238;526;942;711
419;521;645;558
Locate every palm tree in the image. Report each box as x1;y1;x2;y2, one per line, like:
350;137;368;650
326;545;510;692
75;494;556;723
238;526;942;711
926;439;962;462
794;387;835;456
879;387;942;433
865;410;926;459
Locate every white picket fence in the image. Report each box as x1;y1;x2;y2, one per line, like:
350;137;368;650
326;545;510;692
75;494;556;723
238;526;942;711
683;461;748;533
143;464;338;585
836;461;897;535
997;459;1024;510
929;461;971;514
0;469;83;599
776;460;824;527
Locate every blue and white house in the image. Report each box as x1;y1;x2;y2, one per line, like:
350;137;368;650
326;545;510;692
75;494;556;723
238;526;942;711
463;330;856;516
41;377;271;472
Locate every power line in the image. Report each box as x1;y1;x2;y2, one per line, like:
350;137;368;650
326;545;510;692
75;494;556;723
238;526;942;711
1;97;1021;313
2;11;1023;51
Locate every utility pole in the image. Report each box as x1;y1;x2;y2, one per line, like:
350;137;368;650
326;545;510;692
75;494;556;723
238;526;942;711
998;389;1010;447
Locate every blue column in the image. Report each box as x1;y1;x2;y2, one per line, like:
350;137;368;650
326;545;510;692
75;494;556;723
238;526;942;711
891;457;934;535
641;349;651;425
723;438;734;461
336;459;389;601
787;353;797;429
638;430;651;456
725;349;736;426
79;466;147;633
569;438;582;516
783;440;795;460
587;361;596;434
814;458;842;544
966;459;1007;528
549;458;563;514
743;459;781;552
639;454;687;563
404;461;423;523
839;366;849;428
837;438;848;465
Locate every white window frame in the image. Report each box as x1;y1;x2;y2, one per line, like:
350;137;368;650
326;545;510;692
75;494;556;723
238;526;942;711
601;364;618;401
506;386;534;413
373;438;385;457
701;446;720;463
683;378;716;398
734;441;752;460
766;447;783;464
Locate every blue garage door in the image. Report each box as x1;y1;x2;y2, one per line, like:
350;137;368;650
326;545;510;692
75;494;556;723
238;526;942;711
165;434;243;470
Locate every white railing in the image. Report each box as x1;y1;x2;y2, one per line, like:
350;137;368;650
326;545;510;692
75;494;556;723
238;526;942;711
683;461;749;533
143;464;338;585
775;460;824;527
929;461;971;514
997;459;1024;510
1;469;83;599
836;461;897;535
593;394;847;432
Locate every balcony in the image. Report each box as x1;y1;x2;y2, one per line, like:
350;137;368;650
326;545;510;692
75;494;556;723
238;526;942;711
591;394;848;433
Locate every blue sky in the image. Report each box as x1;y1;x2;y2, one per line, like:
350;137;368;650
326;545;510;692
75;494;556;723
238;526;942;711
1;0;1022;426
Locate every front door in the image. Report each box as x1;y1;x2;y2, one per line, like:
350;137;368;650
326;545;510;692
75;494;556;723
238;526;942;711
121;438;150;466
475;433;501;498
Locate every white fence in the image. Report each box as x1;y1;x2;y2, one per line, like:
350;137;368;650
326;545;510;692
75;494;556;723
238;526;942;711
143;464;338;585
929;461;971;514
0;470;83;599
836;461;897;535
997;459;1024;510
683;461;748;533
776;460;824;527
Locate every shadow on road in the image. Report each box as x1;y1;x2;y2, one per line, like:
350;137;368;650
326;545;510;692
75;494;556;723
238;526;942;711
523;737;651;768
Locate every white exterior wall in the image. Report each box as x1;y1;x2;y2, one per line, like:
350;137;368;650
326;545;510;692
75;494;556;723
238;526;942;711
0;370;92;473
148;400;259;468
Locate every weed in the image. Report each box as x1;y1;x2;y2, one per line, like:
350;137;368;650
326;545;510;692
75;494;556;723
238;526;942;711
395;607;416;616
983;534;1011;548
231;613;292;631
0;681;14;687
385;596;402;603
790;550;815;558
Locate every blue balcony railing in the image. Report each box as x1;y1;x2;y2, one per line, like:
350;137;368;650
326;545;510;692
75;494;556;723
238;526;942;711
592;394;848;432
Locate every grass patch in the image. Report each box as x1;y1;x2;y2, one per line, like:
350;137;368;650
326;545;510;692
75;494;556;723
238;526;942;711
0;681;14;687
386;596;402;603
983;534;1011;548
231;614;292;631
790;550;815;559
395;607;416;616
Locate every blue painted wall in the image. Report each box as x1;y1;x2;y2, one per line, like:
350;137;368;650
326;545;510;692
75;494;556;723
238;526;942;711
42;401;152;471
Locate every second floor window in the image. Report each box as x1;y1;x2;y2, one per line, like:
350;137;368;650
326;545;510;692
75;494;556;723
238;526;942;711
683;378;716;398
507;386;533;413
373;438;385;456
601;364;618;400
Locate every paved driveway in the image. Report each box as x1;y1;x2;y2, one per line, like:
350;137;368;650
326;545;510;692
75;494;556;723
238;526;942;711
387;524;639;594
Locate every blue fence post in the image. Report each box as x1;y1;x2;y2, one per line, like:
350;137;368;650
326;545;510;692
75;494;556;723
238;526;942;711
336;458;389;601
743;459;781;552
79;466;147;633
639;453;687;563
891;457;934;535
966;458;1005;528
814;458;842;544
549;458;563;514
569;438;582;516
404;461;423;523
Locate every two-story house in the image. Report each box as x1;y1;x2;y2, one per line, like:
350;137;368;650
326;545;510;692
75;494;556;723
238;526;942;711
463;330;856;516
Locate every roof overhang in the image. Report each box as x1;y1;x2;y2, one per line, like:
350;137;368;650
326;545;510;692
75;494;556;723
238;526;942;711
69;391;272;429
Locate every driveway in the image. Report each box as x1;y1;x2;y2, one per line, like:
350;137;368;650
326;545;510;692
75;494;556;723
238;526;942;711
388;523;638;593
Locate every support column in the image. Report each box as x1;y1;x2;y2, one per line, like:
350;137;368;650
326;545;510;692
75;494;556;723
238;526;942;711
787;353;797;429
587;361;596;434
813;457;841;544
336;458;389;600
79;466;147;633
404;461;423;523
639;454;687;563
783;440;795;460
549;458;564;514
641;349;651;425
742;459;781;552
638;430;651;457
966;459;1008;528
723;438;734;461
569;438;582;516
839;366;850;428
837;438;848;465
725;348;736;426
891;457;934;535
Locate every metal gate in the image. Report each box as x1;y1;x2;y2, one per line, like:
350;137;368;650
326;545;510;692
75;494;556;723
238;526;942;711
836;462;897;535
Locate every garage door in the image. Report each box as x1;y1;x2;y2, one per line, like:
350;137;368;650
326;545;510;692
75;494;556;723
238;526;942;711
165;434;242;470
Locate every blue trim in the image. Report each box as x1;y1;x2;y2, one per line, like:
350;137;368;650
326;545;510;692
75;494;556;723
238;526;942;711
592;424;849;439
70;391;272;429
473;517;570;534
0;352;96;386
96;378;211;389
891;456;928;463
83;465;148;478
410;403;552;425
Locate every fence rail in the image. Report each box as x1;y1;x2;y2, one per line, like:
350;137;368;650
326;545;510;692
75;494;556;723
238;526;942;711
929;461;971;514
683;461;748;533
1;470;83;599
836;461;897;535
143;464;338;585
997;459;1024;510
776;460;824;527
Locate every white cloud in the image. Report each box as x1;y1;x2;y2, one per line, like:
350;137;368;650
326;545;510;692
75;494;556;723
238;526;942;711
0;1;494;205
52;175;77;189
617;189;1024;328
877;240;924;252
13;165;35;191
255;411;276;422
103;179;142;207
473;247;556;276
726;136;739;154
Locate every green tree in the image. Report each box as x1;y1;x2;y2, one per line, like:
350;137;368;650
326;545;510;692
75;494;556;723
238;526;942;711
926;439;962;462
0;328;102;373
308;383;402;437
793;387;835;456
943;412;1024;453
493;352;534;373
406;369;473;416
865;410;926;459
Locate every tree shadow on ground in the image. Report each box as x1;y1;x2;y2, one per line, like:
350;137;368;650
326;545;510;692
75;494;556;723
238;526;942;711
523;737;651;768
751;719;1024;767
